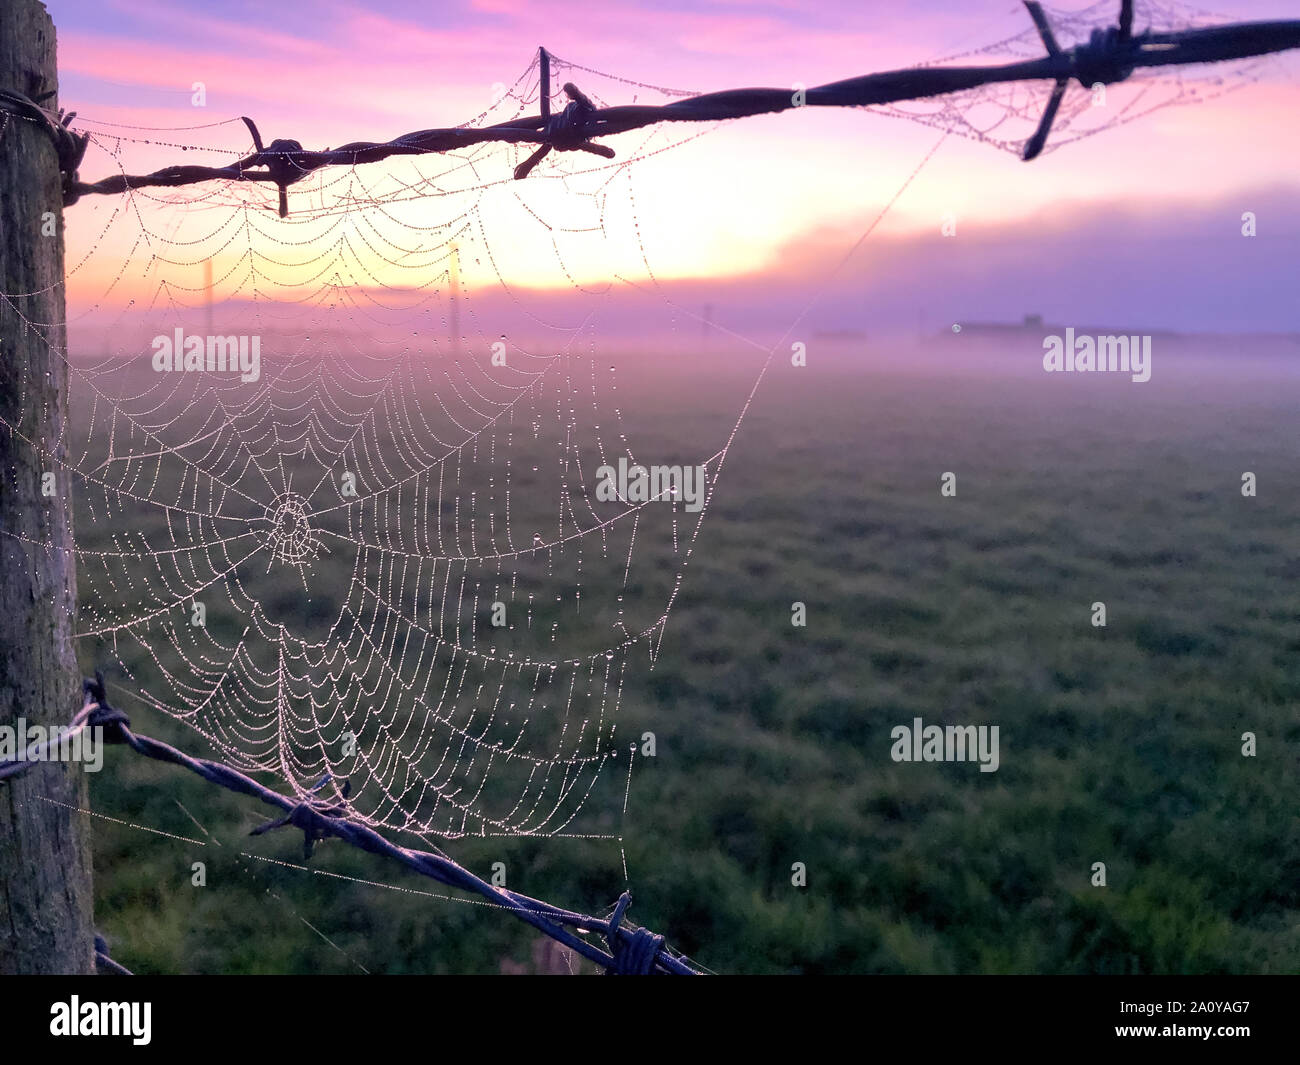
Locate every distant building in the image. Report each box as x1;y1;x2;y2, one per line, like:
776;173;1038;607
950;314;1179;340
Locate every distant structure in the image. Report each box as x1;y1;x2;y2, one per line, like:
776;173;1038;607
203;258;214;337
950;313;1181;340
449;241;460;357
956;313;1049;337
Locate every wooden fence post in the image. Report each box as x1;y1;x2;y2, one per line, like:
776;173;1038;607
0;0;95;975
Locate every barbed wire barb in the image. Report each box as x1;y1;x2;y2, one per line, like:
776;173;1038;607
0;3;1296;215
0;673;703;975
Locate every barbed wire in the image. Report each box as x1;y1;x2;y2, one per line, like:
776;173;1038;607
0;674;703;975
4;0;1299;979
0;86;88;201
1;4;1297;215
95;933;132;976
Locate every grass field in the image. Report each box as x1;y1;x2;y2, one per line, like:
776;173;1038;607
78;335;1300;974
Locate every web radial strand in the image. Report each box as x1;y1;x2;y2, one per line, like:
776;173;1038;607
55;57;731;843
14;0;1271;842
871;0;1274;156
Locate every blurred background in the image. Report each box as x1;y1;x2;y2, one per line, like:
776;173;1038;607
36;0;1300;973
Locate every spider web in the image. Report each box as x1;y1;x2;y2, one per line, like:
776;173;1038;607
870;0;1276;156
3;2;1280;845
60;51;731;842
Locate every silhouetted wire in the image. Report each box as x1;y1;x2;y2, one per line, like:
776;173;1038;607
1;4;1296;213
0;674;704;975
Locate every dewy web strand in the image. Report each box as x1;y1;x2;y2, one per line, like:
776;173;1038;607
0;1;1285;849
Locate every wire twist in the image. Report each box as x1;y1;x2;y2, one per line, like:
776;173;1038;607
1;6;1291;214
0;674;704;975
0;87;89;202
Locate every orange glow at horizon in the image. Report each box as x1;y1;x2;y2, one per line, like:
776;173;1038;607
51;1;1300;318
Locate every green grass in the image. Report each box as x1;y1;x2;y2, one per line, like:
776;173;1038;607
81;350;1300;974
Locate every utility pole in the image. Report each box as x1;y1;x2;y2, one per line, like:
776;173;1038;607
448;241;460;357
0;0;96;974
203;257;213;337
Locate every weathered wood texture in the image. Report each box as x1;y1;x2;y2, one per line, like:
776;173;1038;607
0;0;95;975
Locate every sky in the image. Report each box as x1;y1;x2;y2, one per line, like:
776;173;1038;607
42;0;1300;339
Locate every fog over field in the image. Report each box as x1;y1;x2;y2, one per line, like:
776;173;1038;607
10;0;1295;989
77;332;1299;973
